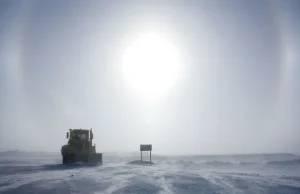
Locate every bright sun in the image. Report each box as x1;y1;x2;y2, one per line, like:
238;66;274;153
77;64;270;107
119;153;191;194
122;33;180;100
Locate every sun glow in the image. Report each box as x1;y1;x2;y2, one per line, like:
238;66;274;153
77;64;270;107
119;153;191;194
122;33;181;100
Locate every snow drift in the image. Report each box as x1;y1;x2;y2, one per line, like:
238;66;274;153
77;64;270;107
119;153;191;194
0;153;300;194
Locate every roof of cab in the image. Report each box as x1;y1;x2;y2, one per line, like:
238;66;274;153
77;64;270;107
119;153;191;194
71;129;89;132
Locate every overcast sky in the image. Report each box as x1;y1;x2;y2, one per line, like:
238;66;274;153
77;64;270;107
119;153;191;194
0;0;299;155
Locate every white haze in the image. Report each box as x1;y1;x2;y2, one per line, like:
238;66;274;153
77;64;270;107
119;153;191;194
0;0;299;155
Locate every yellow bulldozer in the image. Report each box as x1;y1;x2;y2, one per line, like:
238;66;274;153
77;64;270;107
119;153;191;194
61;128;102;164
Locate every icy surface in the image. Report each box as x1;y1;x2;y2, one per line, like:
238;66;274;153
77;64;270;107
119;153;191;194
0;153;300;194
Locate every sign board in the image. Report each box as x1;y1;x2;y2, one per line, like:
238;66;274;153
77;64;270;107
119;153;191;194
140;144;152;151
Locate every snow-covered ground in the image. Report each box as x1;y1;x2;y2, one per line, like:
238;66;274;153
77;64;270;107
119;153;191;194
0;153;300;194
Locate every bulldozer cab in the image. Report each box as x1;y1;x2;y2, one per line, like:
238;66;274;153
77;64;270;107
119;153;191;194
71;130;88;140
67;129;93;145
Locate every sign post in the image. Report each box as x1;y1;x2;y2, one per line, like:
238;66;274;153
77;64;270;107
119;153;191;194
140;144;152;163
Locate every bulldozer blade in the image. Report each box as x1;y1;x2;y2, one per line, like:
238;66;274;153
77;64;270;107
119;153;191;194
88;153;102;164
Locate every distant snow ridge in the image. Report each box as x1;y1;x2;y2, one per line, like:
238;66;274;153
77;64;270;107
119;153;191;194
127;160;155;165
175;158;300;168
266;159;300;166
